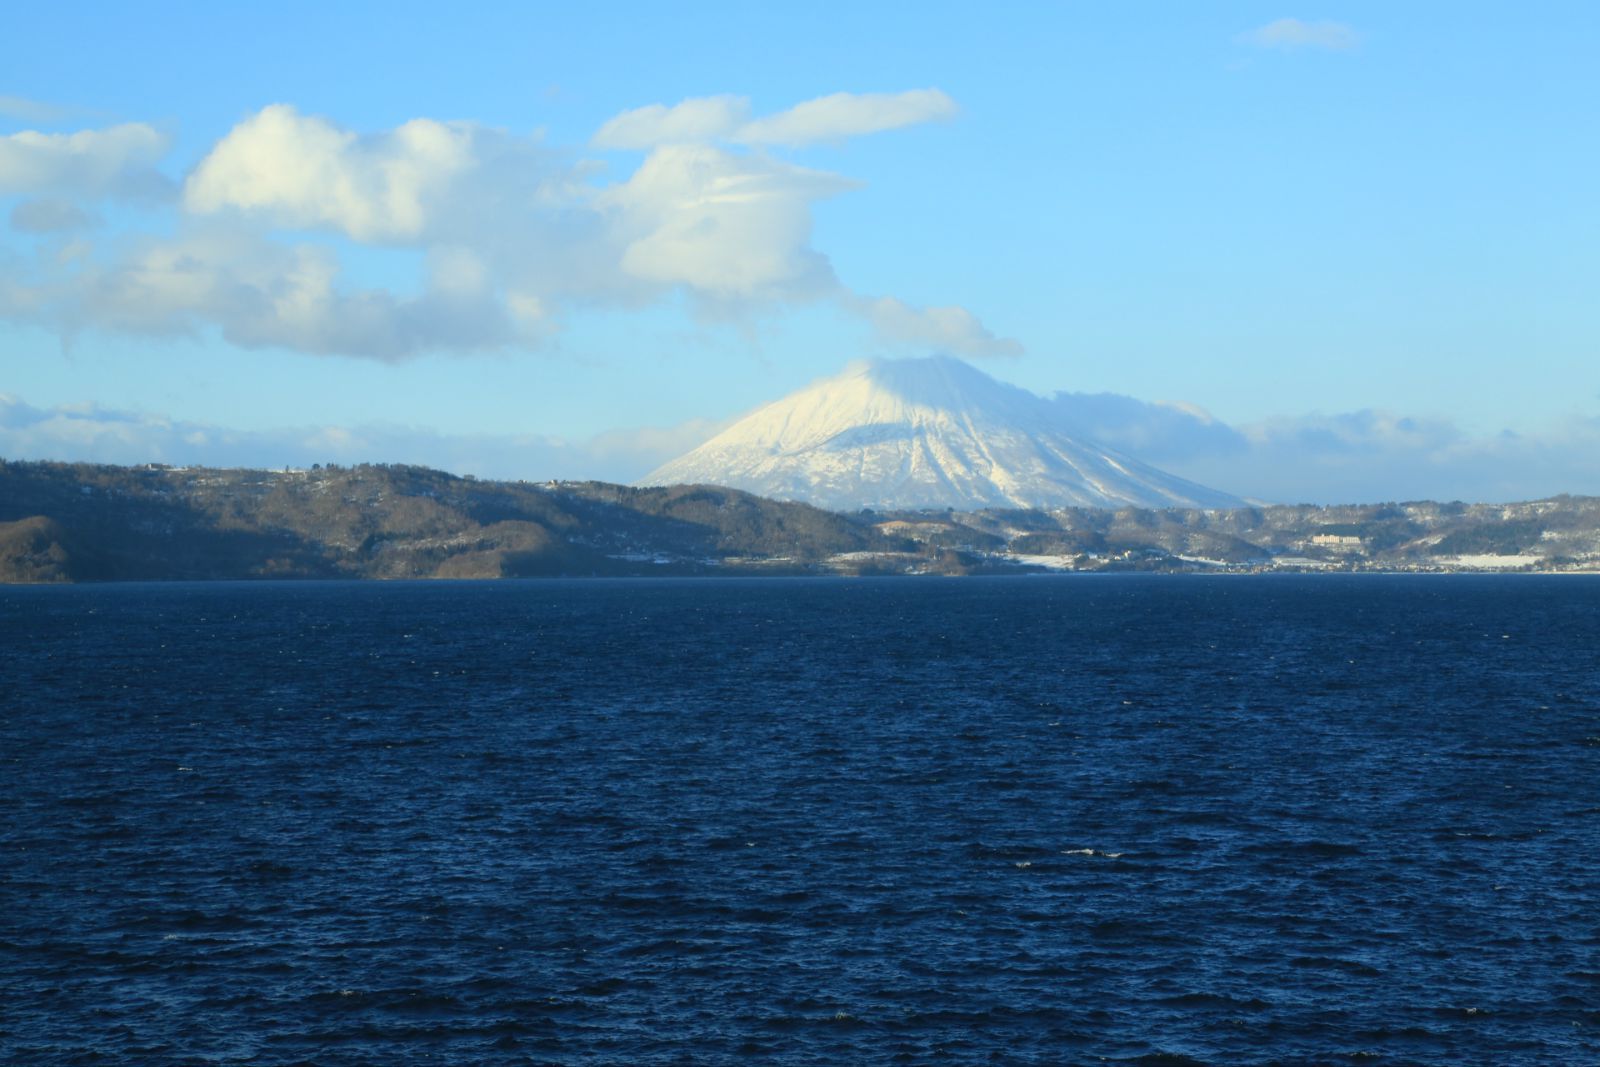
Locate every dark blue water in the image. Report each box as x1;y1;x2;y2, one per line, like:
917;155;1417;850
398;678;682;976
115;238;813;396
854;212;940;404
3;576;1598;1064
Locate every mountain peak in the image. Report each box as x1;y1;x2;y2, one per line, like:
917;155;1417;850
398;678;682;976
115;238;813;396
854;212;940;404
642;357;1241;511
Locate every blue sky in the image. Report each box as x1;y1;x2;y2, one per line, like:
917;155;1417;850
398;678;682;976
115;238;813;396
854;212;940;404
2;2;1597;502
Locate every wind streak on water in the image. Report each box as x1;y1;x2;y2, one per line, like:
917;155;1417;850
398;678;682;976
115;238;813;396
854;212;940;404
2;575;1598;1064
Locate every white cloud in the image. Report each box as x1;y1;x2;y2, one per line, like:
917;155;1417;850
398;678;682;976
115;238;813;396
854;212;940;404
3;92;1011;361
0;122;172;197
599;144;853;298
591;89;958;149
9;228;524;361
1240;18;1359;51
853;295;1022;358
179;103;868;308
737;89;958;146
184;104;476;241
592;95;750;149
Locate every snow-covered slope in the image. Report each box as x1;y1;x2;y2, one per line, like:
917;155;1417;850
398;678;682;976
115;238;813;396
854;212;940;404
640;357;1242;511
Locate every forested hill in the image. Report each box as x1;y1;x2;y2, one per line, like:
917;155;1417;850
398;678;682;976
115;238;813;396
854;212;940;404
0;461;905;583
4;459;1599;583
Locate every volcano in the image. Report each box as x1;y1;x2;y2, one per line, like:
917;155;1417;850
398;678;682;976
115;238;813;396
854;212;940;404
641;357;1240;511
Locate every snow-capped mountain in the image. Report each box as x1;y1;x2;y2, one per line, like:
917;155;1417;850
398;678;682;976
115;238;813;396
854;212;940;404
640;357;1241;511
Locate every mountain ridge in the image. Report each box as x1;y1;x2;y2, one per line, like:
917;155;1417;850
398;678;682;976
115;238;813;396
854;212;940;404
3;458;1598;582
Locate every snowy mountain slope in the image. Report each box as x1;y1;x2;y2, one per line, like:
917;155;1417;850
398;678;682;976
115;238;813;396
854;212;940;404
640;357;1242;511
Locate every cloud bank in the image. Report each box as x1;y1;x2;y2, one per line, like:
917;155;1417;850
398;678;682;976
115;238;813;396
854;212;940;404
1054;391;1600;504
0;90;1015;361
0;393;726;484
7;387;1597;505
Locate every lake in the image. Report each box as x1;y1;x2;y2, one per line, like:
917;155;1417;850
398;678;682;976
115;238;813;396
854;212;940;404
3;575;1597;1063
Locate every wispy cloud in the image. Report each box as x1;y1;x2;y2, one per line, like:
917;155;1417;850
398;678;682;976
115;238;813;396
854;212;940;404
735;89;958;146
853;295;1022;359
591;95;752;150
1239;18;1360;51
592;89;957;150
0;94;79;124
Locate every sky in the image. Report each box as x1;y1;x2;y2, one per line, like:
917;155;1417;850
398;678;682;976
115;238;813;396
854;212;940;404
2;2;1597;503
